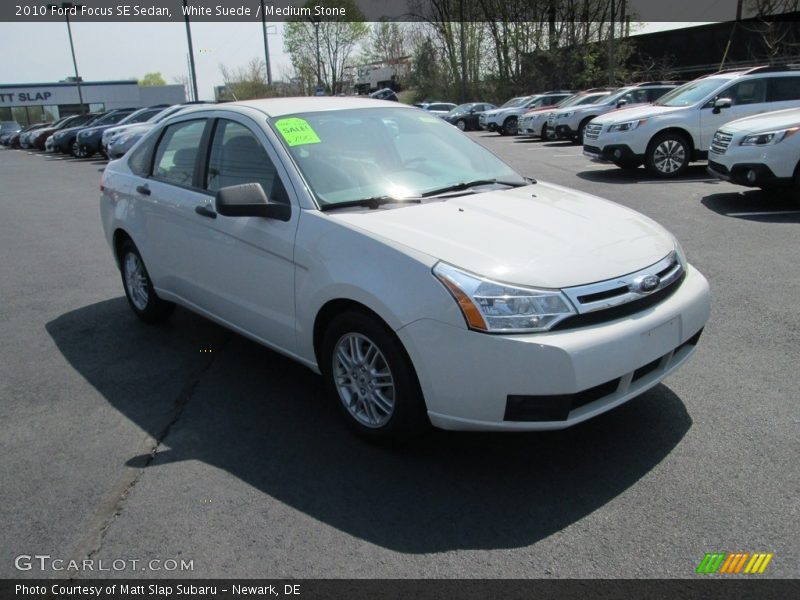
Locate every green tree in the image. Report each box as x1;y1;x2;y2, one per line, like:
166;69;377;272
139;72;166;86
284;0;369;95
219;58;274;101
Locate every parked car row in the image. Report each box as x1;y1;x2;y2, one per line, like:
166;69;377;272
456;65;799;191
2;102;213;159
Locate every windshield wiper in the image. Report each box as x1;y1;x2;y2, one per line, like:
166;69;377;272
421;178;531;198
319;196;422;212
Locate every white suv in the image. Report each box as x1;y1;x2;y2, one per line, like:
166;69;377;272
707;107;800;192
480;92;572;135
547;82;681;144
584;66;800;177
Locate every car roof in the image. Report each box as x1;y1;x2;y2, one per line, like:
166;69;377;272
179;97;418;118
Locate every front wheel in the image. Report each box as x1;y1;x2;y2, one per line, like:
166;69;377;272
575;118;592;145
501;116;518;136
119;239;175;323
321;311;429;441
456;119;467;131
646;133;690;178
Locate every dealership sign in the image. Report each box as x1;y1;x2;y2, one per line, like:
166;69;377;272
0;91;53;104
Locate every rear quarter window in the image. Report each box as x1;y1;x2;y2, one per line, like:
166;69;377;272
768;76;800;101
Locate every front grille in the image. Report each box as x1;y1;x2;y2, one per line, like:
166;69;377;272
560;252;684;329
711;130;733;154
584;123;603;140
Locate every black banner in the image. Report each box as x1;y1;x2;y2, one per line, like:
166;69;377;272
0;0;771;23
2;580;800;600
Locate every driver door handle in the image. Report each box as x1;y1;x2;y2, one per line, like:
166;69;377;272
195;205;217;219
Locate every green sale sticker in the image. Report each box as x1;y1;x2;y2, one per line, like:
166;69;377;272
275;118;321;146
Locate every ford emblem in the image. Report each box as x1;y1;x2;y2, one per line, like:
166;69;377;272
633;275;660;293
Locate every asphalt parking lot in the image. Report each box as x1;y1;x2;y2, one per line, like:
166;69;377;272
1;136;798;580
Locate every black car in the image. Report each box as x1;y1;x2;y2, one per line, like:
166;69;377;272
441;102;497;131
369;88;399;102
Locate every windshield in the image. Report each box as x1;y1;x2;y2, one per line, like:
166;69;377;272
655;79;727;107
118;107;161;126
574;93;610;106
449;103;476;114
96;111;131;126
501;97;528;108
599;88;631;105
271;107;524;207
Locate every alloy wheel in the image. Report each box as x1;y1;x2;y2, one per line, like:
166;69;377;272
332;332;395;428
653;139;687;175
123;252;149;311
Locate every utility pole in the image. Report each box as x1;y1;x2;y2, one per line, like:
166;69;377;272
260;0;273;85
607;0;616;87
49;3;85;113
183;0;199;102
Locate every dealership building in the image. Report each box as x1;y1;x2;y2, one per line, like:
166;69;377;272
0;79;186;125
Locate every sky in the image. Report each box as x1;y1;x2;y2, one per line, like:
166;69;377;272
0;21;718;101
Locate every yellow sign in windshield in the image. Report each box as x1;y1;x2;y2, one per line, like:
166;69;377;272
275;117;321;146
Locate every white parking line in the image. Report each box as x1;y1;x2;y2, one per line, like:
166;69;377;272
726;210;800;217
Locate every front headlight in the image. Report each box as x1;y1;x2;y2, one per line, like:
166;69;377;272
672;238;688;271
559;112;574;119
608;119;648;133
433;262;576;333
740;127;799;146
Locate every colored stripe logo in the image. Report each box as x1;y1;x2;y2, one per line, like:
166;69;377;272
697;552;773;574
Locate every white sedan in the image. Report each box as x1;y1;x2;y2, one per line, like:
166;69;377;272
100;97;710;440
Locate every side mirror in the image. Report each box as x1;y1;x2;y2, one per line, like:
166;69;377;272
215;183;290;221
616;99;628;108
713;98;732;114
469;108;476;113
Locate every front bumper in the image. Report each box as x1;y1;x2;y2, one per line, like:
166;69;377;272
397;265;710;431
707;159;791;188
583;144;644;165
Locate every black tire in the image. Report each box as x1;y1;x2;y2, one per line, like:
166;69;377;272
575;118;593;145
540;123;548;139
501;116;518;136
118;239;175;323
321;311;429;442
456;119;467;131
645;132;691;178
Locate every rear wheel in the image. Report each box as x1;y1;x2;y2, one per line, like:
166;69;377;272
321;311;429;442
119;239;174;323
501;116;518;136
646;133;690;178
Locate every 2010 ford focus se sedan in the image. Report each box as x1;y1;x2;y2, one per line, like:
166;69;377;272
100;98;710;441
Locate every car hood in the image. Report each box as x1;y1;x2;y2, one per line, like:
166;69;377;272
329;182;674;289
593;104;686;124
717;106;800;133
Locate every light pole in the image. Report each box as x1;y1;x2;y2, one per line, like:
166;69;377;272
260;1;275;85
183;0;199;102
49;2;85;113
313;20;322;91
